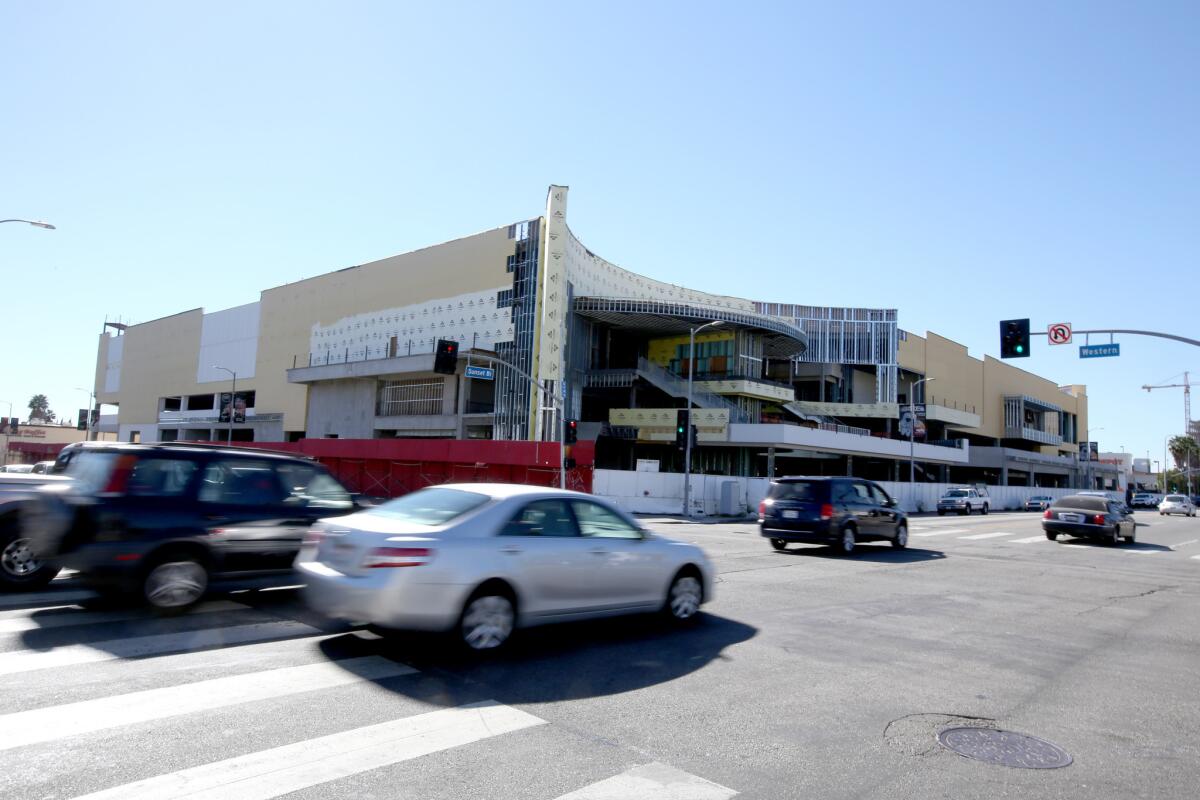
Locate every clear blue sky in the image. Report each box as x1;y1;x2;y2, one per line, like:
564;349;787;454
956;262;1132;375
3;1;1197;467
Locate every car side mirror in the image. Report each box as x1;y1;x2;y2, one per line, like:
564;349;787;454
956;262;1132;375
884;498;898;508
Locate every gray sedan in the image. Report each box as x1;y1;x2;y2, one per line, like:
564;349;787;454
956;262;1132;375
297;484;715;651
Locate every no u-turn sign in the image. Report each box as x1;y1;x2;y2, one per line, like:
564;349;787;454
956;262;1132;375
1048;322;1072;345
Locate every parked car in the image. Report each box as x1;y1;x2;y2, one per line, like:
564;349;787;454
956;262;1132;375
1131;492;1158;509
24;443;360;609
758;476;908;554
0;473;71;590
0;464;34;473
1024;495;1054;512
29;461;56;474
298;484;714;651
937;487;990;516
1158;494;1196;517
1043;494;1136;545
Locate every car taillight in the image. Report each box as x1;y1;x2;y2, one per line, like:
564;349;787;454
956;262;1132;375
101;455;138;494
302;528;325;546
1043;509;1052;519
362;547;433;568
1092;514;1106;525
758;500;767;516
820;503;834;520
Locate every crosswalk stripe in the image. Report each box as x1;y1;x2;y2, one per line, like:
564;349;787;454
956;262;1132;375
0;600;247;634
1171;539;1198;549
1191;555;1200;560
0;620;320;676
913;529;966;537
69;700;544;800
0;655;415;751
0;589;96;609
1125;549;1161;555
1010;535;1048;544
958;532;1013;540
552;762;737;800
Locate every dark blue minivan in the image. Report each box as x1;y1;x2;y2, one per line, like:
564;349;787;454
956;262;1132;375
758;476;908;554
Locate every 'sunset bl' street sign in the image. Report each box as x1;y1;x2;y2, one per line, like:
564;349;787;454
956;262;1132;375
1080;343;1120;359
464;365;495;380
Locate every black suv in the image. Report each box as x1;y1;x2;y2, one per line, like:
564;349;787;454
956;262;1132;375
758;476;908;554
25;443;359;610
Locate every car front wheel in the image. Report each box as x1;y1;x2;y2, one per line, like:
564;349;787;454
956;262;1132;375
892;523;908;549
770;538;788;552
665;572;703;622
981;504;989;515
459;590;516;651
0;527;59;591
836;526;856;555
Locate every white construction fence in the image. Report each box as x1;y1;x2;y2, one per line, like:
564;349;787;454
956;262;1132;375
593;468;1083;516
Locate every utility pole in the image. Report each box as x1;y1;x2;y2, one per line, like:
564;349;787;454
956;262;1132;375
683;320;723;517
909;377;935;483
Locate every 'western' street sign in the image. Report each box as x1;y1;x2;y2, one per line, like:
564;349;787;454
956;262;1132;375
465;365;495;380
1079;343;1120;359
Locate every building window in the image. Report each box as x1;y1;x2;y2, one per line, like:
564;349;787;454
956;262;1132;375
162;397;182;412
496;289;514;308
377;378;445;417
186;394;215;411
160;429;179;442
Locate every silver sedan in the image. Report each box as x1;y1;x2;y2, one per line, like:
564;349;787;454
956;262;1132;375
297;484;715;651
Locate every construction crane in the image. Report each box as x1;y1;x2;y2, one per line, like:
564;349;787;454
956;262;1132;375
1141;371;1191;434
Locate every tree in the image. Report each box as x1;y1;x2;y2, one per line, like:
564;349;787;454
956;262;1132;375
27;394;55;423
1168;435;1199;470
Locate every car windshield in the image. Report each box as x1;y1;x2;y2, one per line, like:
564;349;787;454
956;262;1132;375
769;481;819;501
368;487;490;526
1052;495;1108;512
944;490;968;497
63;451;120;493
1165;495;1187;502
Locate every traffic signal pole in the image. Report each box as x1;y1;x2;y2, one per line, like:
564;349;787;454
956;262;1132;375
1027;328;1200;348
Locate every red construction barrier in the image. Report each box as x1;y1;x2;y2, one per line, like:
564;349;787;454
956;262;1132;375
233;438;595;499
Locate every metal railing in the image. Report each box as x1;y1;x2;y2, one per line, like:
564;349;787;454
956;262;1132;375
635;358;749;423
817;422;872;437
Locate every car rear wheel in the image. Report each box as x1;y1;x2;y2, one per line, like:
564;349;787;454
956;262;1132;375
0;527;59;591
769;538;788;552
1045;531;1058;541
892;523;908;549
835;526;856;555
981;504;989;515
143;555;208;612
459;590;515;652
1107;527;1121;547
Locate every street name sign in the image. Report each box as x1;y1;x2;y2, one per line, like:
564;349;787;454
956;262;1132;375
1079;343;1119;359
464;365;495;380
1048;322;1072;345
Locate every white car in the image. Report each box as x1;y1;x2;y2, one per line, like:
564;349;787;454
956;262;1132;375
1158;494;1196;517
298;483;715;651
936;488;990;515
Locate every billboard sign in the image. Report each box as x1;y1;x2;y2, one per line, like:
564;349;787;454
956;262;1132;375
218;392;249;424
899;404;927;441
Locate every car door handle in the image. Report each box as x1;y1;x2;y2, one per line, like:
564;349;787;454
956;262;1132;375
589;548;608;556
501;545;522;555
205;515;228;522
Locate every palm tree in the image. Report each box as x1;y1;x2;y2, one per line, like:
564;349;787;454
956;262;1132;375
1168;435;1198;469
27;394;55;423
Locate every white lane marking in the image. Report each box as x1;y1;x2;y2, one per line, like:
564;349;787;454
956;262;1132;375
0;656;415;751
70;700;544;800
0;600;247;634
1191;555;1200;560
1010;536;1049;544
553;762;738;800
908;527;930;533
1170;539;1198;549
958;532;1014;540
0;620;319;676
912;529;967;538
0;589;96;609
1125;549;1162;555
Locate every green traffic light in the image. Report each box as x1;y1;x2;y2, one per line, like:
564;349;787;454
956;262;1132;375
1015;344;1024;353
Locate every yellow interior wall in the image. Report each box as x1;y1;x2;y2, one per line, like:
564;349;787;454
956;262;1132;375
646;331;735;367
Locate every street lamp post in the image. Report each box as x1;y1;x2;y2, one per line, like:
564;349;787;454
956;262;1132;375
0;399;11;467
213;366;237;444
0;219;56;230
75;387;96;441
683;320;723;517
908;377;935;484
1082;426;1104;490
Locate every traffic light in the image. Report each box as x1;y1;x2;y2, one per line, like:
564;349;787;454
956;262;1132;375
77;409;89;431
675;409;689;450
690;424;699;449
563;456;577;470
433;339;459;375
564;419;578;444
9;418;17;434
1000;319;1031;359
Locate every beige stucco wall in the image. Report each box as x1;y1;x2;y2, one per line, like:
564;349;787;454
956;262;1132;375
255;226;517;431
899;330;1086;451
95;226;518;434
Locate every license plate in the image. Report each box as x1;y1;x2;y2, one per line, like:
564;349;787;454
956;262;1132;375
1060;513;1083;523
782;510;799;519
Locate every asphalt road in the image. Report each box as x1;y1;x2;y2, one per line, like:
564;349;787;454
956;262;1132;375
2;509;1199;799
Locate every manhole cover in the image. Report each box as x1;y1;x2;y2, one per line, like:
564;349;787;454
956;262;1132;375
937;727;1072;769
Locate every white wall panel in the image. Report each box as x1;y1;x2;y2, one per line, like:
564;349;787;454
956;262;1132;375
196;303;260;383
104;336;123;393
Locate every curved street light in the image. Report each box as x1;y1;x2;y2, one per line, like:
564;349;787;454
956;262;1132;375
1;219;56;230
683;320;724;517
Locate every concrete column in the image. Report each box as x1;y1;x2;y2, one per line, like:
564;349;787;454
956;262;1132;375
893;460;900;481
846;455;854;476
766;446;776;479
1001;466;1009;486
1027;470;1034;487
